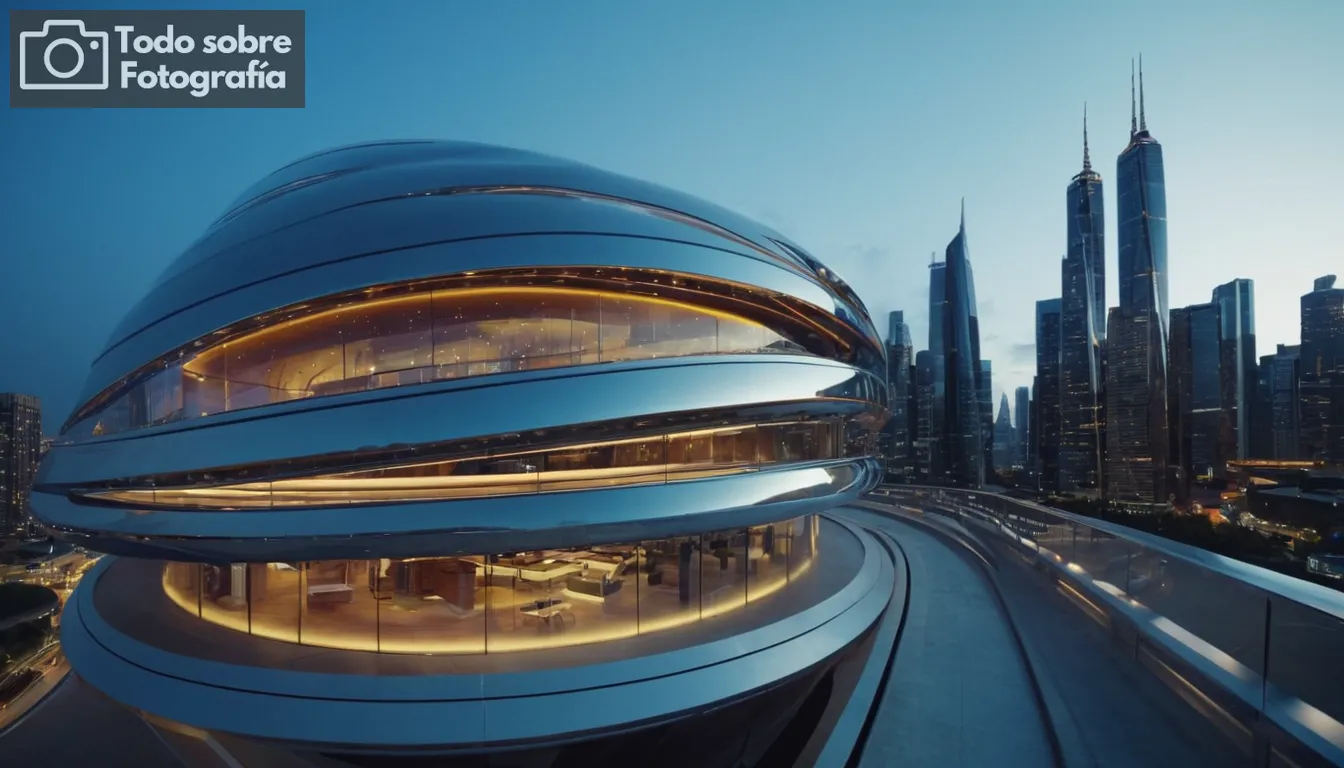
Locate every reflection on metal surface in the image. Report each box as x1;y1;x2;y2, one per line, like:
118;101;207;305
84;420;851;510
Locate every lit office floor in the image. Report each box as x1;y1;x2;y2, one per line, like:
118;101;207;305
92;517;864;677
177;553;805;655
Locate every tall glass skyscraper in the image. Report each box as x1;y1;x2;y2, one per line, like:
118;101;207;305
1035;299;1064;491
885;310;914;480
1059;105;1107;493
1106;59;1170;505
1169;303;1221;503
994;392;1014;471
1014;385;1031;468
927;261;948;482
1264;344;1302;460
979;359;994;478
940;203;987;488
914;349;937;481
1299;275;1344;463
0;393;42;539
1212;278;1257;472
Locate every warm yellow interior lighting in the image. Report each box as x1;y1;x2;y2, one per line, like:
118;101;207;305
160;539;816;657
187;285;774;370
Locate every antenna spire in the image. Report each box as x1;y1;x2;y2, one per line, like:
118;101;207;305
1139;54;1147;132
1082;102;1092;172
960;197;965;232
1130;59;1137;137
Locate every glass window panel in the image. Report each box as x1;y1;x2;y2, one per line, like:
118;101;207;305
598;295;636;362
374;558;486;654
199;563;251;635
162;561;201;616
701;529;748;617
298;560;378;652
141;366;185;426
340;294;433;384
746;523;788;601
717;318;768;353
248;562;300;643
539;437;666;492
637;534;701;632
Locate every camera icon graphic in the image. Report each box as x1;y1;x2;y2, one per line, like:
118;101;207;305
18;19;110;90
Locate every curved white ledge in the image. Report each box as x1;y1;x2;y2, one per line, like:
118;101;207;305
36;459;880;561
43;356;879;484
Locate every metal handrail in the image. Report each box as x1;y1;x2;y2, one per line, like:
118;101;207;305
875;484;1344;765
921;487;1344;622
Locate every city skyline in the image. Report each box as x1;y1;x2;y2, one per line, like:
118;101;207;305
3;1;1344;430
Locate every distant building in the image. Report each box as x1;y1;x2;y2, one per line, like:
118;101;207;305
1212;278;1257;471
1299;275;1344;464
1035;299;1063;490
1106;60;1169;505
914;350;937;482
926;261;948;482
978;359;994;477
885;310;914;481
1059;105;1107;493
937;203;987;488
1261;344;1302;460
993;392;1014;472
0;394;42;539
1169;303;1221;503
1014;386;1031;468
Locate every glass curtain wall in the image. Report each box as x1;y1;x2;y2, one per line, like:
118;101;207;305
162;516;819;655
76;287;812;438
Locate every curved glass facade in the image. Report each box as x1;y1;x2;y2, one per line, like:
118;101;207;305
70;285;816;439
87;419;856;509
162;516;820;655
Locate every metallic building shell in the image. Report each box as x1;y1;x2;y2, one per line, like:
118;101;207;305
32;140;891;756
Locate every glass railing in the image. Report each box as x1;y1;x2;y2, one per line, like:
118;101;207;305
875;486;1344;766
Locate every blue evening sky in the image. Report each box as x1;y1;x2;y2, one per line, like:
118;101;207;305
2;0;1342;432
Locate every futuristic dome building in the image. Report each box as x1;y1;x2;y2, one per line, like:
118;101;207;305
33;141;895;765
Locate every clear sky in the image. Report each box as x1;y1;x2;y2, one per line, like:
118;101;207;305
2;0;1342;432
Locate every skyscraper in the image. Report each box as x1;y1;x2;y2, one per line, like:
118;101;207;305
1014;385;1031;468
1106;58;1170;505
1264;344;1302;460
1059;105;1107;493
1168;303;1220;503
1212;278;1257;473
993;392;1014;472
1299;275;1344;463
940;203;987;488
1035;298;1063;491
885;310;914;480
0;393;42;540
927;260;948;482
979;359;994;477
914;349;937;481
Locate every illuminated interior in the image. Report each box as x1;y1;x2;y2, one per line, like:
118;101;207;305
71;283;825;438
162;516;820;655
85;419;856;510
